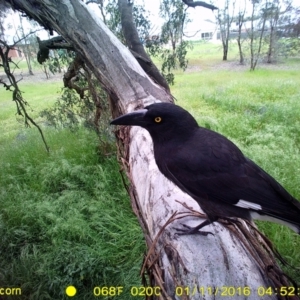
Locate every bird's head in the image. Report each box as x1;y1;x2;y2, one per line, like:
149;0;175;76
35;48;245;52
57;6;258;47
110;103;198;142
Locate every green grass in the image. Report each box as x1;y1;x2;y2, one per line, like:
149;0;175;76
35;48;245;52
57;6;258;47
0;128;144;299
1;41;300;299
0;66;145;298
0;80;62;144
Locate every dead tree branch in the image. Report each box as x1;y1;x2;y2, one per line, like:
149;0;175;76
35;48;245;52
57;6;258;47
0;38;49;152
37;36;74;64
182;0;218;10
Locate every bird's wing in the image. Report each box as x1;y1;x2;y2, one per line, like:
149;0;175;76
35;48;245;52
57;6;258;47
160;128;300;224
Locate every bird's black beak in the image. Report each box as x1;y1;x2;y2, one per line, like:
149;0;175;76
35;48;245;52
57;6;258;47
110;109;148;126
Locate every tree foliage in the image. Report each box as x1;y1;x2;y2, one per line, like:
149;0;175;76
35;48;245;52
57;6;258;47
211;0;299;69
158;0;192;84
215;0;236;61
0;1;10;38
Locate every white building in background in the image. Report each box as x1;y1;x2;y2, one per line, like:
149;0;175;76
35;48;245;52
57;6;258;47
182;5;219;42
184;19;218;42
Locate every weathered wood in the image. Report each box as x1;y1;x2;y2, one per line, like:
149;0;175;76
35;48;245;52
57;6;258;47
4;1;297;299
127;126;284;300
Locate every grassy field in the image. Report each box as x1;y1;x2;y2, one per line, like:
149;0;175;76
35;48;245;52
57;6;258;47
0;79;62;144
0;42;300;299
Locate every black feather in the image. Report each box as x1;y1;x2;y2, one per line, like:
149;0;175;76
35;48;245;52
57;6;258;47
111;103;300;234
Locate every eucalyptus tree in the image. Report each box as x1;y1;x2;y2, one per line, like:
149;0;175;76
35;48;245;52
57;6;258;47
247;0;268;70
1;0;296;298
159;0;192;84
215;0;236;61
264;0;293;63
236;0;247;64
247;0;293;70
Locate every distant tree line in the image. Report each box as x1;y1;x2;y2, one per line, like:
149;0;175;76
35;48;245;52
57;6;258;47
215;0;300;70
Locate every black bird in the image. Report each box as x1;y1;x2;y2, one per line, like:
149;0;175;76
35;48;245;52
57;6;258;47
111;103;300;235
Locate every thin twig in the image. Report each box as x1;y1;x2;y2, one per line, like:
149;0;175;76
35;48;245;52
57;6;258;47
0;39;50;152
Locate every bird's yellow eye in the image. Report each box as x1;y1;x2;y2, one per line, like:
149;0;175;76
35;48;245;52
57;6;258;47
154;117;162;123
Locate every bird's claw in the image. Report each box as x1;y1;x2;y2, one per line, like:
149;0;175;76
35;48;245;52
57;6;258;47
175;224;214;236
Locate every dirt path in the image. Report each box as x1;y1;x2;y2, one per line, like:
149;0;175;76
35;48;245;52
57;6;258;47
186;59;300;73
0;69;64;85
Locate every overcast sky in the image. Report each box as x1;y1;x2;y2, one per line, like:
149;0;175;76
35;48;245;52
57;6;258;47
144;0;216;34
3;0;300;43
2;0;218;43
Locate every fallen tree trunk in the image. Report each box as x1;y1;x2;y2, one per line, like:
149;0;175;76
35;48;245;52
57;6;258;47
5;1;298;299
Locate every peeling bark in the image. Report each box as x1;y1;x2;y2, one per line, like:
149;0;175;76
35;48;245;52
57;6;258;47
3;1;298;299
